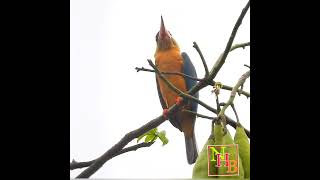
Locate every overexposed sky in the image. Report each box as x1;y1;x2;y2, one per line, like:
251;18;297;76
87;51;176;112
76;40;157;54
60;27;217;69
70;0;250;178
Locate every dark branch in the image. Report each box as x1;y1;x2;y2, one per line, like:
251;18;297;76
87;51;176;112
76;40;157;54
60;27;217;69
190;100;249;137
135;67;202;81
208;0;250;80
183;110;250;137
136;40;251;98
218;70;250;117
221;84;250;98
183;109;214;120
231;103;240;123
148;59;222;115
149;59;250;137
193;42;209;77
71;159;95;171
71;142;154;170
135;67;250;98
216;94;221;113
230;42;250;52
76;109;176;177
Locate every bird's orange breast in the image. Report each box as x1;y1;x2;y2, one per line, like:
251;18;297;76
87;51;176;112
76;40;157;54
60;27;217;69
155;48;187;108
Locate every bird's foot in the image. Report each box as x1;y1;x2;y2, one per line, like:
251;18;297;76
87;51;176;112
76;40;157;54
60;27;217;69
162;109;169;119
176;96;183;106
175;97;183;106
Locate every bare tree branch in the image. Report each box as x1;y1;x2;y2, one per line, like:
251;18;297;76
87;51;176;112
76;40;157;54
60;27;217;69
216;94;221;113
230;103;240;123
148;60;219;114
76;110;174;177
218;70;250;117
230;42;250;52
208;0;250;81
221;83;250;98
135;67;202;81
135;67;250;98
193;42;209;77
70;142;154;170
183;109;214;120
71;159;95;171
183;109;250;137
149;59;250;137
136;41;251;99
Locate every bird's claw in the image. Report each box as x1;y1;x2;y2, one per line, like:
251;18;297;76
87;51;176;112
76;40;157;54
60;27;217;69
175;97;183;106
162;109;169;119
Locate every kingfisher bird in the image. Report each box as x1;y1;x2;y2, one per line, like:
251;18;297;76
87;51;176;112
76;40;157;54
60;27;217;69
154;16;199;164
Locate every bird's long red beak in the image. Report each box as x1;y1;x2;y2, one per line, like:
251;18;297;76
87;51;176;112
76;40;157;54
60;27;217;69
159;15;169;39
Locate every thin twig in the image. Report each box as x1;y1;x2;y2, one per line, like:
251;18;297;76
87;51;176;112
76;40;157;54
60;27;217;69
150;60;249;135
193;42;209;77
149;61;204;107
230;42;250;51
148;60;189;98
208;0;250;80
230;103;240;123
193;101;249;137
151;57;249;132
221;84;250;98
183;109;250;137
183;109;215;120
70;142;154;170
216;94;221;113
135;67;202;81
136;41;250;97
148;59;218;114
238;84;244;96
136;67;250;98
218;70;250;117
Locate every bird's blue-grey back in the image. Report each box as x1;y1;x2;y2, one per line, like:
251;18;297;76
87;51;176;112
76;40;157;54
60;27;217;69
181;52;199;113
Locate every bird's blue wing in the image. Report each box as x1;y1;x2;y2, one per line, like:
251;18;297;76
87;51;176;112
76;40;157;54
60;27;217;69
181;52;199;113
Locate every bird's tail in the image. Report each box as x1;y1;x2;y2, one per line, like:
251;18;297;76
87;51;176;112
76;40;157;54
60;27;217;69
184;131;198;164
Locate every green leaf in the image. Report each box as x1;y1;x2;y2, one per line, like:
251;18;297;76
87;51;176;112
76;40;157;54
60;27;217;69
145;134;156;143
153;136;158;141
137;133;148;143
149;128;158;135
157;130;169;145
137;128;158;143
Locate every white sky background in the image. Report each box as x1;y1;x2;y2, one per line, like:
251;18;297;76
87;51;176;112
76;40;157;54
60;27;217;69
70;0;250;178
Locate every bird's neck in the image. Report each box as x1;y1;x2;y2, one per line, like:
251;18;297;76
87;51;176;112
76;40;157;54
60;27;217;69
154;46;183;69
154;46;181;60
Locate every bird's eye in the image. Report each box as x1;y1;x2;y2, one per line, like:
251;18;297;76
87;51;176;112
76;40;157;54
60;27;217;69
168;31;172;36
155;32;159;41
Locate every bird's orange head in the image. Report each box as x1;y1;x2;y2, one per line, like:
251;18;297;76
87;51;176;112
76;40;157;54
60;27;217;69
155;16;179;51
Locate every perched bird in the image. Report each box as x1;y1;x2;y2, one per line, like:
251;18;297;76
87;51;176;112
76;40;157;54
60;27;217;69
154;16;199;164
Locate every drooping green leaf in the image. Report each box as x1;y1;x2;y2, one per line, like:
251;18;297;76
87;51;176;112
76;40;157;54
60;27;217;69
149;128;158;135
157;130;169;145
145;134;156;143
153;136;158;141
137;133;148;143
137;128;158;142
